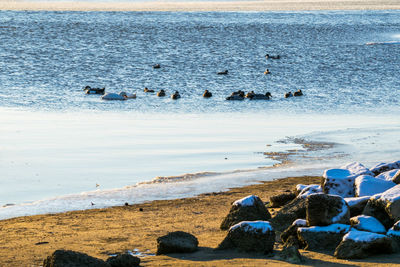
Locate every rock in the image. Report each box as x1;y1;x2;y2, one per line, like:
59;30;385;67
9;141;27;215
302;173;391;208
350;215;386;234
280;219;306;249
43;250;109;267
362;195;393;230
323;169;357;197
387;221;400;252
156;231;198;255
269;197;306;232
354;175;395;197
342;162;373;176
393;171;400;184
276;245;303;264
334;229;392;259
296;184;323;198
376;169;400;182
376;184;400;223
306;194;350;226
106;253;140;267
217;221;275;254
297;224;351;251
220;195;271;230
345;196;370;217
270;192;296;207
370;161;400;176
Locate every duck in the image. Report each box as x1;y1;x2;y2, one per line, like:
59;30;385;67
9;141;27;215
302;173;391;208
293;89;303;96
119;91;136;99
153;64;161;69
171;91;181;100
217;70;228;75
226;91;245;100
101;92;127;101
245;91;255;99
84;86;105;95
203;90;212;98
157;89;166;97
248;92;272;100
232;90;245;97
264;69;271;75
284;92;293;98
144;87;155;93
265;54;280;60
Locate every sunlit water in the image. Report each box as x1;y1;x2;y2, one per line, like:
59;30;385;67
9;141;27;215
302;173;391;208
0;10;399;218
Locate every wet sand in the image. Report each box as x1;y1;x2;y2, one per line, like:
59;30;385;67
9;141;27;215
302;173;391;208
0;0;399;11
1;175;400;266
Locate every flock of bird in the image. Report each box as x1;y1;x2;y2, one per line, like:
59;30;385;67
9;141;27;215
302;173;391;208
83;54;304;101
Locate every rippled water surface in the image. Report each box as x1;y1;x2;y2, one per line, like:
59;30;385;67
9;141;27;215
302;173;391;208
0;10;399;114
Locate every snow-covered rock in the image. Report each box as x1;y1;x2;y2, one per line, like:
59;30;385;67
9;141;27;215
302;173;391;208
280;219;307;248
345;196;370;217
370;161;400;176
355;175;396;197
350;215;386;234
376;169;400;182
323;169;357;197
217;221;275;254
297;224;351;251
387;220;400;251
297;184;323;198
334;229;392;259
377;185;400;223
306;194;350;226
342;162;373;177
269;197;306;232
220;195;271;230
362;195;393;230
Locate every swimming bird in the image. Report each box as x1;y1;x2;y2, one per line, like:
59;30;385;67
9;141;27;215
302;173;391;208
84;86;105;95
171;91;181;99
264;69;271;75
217;70;228;75
245;91;255;99
119;91;137;99
284;92;293;98
226;91;245;100
144;87;155;93
265;54;280;60
248;92;272;100
101;92;127;100
153;64;161;69
203;90;212;98
157;89;166;97
294;89;303;96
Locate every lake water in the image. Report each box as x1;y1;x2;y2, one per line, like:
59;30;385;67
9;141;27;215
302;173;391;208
0;10;399;219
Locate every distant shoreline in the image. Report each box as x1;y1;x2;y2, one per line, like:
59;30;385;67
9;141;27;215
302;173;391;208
0;0;400;12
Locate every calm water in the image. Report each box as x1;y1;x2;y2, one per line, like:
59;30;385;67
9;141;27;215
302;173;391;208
0;10;399;114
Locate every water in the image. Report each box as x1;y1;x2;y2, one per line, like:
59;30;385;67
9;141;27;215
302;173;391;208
0;10;400;219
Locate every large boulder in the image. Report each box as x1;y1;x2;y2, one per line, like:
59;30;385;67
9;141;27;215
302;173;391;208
387;220;400;252
217;221;275;254
370;161;400;176
376;169;400;182
106;254;140;267
343;162;373;176
362;195;393;230
220;195;271;230
156;231;198;255
270;192;296;207
377;185;400;223
280;219;306;248
296;184;323;198
43;250;109;267
345;196;370;217
393;171;400;184
334;229;392;259
306;194;350;226
355;175;396;197
350;215;386;234
297;224;351;251
269;197;306;232
276;245;303;264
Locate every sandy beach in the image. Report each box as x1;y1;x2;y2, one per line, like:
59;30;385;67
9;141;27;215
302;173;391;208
0;0;400;12
1;175;400;266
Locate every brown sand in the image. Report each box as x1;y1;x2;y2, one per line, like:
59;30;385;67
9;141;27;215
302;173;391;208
0;0;400;12
1;175;400;266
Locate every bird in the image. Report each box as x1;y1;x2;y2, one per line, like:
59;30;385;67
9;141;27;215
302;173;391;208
264;69;271;75
83;86;105;95
217;70;228;75
119;92;136;99
144;87;155;93
101;92;127;100
284;92;293;98
294;89;303;96
171;91;181;99
265;54;280;59
203;90;212;98
153;64;161;69
157;89;166;97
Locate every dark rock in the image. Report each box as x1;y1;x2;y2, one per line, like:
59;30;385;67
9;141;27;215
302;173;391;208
375;185;400;225
392;170;400;184
280;219;306;248
306;194;350;226
217;221;275;254
387;221;400;252
269;197;306;233
106;254;140;267
220;195;271;230
276;245;303;264
363;197;393;230
270;192;296;208
334;230;393;259
43;250;109;267
297;224;351;251
345;196;370;217
156;231;198;255
370;161;400;176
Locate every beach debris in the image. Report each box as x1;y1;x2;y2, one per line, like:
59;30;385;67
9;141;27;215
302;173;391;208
124;202;129;206
269;192;296;208
297;224;351;251
355;175;396;197
344;196;370;217
306;194;350;226
156;231;198;255
350;215;386;234
83;86;105;95
139;208;143;212
91;202;95;206
202;90;212;98
334;229;392;259
370;160;400;176
269;197;306;233
276;245;304;264
217;221;275;254
157;89;166;97
220;195;271;230
43;249;109;267
217;70;228;75
171;91;181;100
35;241;49;245
106;253;140;267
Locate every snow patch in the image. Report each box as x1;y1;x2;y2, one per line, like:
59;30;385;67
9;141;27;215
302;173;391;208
343;229;387;242
297;184;323;198
229;221;273;233
376;169;400;181
298;224;350;234
341;162;373;176
233;195;258;207
323;168;355;180
380;184;400;203
355;175;396;197
292;219;307;226
351;215;386;234
345;196;370;207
